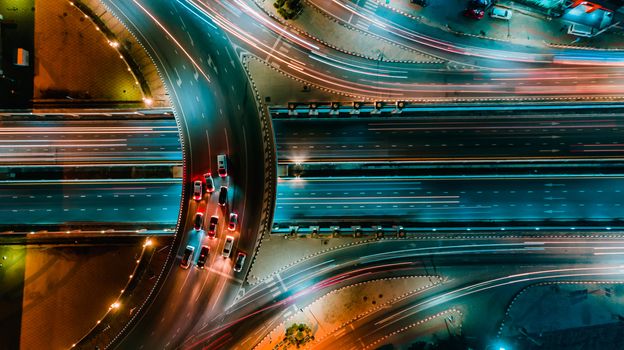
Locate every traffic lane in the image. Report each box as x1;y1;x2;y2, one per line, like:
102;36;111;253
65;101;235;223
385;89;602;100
275;116;624;162
99;1;267;349
308;0;550;66
223;237;612;323
205;240;621;349
245;246;617;350
274;176;624;223
0;119;181;165
0;180;181;225
202;0;624;103
198;0;624;101
128;190;245;350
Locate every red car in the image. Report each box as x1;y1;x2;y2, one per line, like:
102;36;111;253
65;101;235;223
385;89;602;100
207;215;219;238
464;7;484;19
193;212;204;231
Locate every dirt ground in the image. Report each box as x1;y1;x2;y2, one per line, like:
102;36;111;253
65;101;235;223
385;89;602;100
34;0;142;102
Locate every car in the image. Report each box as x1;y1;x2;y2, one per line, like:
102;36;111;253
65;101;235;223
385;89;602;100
490;6;512;20
193;180;202;201
228;213;238;231
217;154;228;177
208;215;219;238
410;0;429;6
204;173;215;193
218;186;228;207
464;7;485;19
196;245;210;269
469;0;492;9
193;212;204;231
181;245;195;269
233;252;246;272
222;235;234;258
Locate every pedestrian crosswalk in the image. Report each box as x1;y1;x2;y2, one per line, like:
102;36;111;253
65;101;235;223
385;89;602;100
363;0;379;13
350;0;379;31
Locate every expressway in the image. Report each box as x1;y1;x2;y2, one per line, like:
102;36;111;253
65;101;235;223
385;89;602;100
274;110;624;163
73;0;270;349
0;179;181;226
0;118;181;166
274;175;624;227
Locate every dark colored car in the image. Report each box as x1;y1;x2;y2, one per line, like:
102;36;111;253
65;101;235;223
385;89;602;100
196;245;210;269
194;212;204;231
228;213;238;231
234;252;247;272
410;0;429;6
204;172;215;193
208;215;219;238
470;0;492;8
180;245;195;269
218;186;228;207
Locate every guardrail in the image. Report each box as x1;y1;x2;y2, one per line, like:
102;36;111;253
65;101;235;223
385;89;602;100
270;101;624;119
272;222;624;238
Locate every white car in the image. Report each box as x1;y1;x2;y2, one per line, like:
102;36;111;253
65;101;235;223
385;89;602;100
180;245;195;269
490;7;512;20
193;180;202;201
217;154;228;177
222;235;234;258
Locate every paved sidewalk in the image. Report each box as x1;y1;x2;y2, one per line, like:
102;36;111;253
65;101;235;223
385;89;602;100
385;0;624;49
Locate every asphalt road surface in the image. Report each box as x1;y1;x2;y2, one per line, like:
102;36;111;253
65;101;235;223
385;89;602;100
88;0;269;349
275;111;624;163
0;118;181;166
194;0;624;101
0;179;181;225
275;175;624;226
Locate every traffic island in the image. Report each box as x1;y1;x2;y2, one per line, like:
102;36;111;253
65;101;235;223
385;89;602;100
498;281;624;349
245;56;343;105
254;275;444;349
246;234;377;285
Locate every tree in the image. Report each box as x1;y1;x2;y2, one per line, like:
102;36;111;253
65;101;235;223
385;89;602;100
274;0;304;20
282;323;314;348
